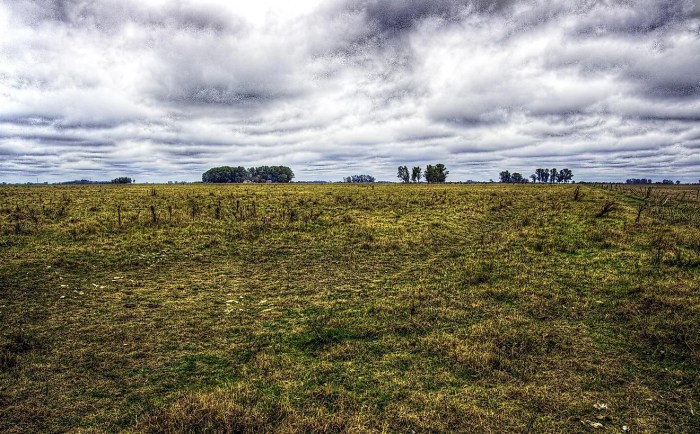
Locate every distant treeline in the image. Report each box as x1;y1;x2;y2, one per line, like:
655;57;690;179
344;174;376;183
111;177;134;184
500;168;574;184
626;178;682;185
59;177;134;185
396;164;449;183
345;163;450;183
202;166;294;183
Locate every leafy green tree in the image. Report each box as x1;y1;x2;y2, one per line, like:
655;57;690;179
530;174;537;183
203;166;293;183
550;168;558;184
424;164;448;183
558;168;573;183
202;166;248;183
111;177;133;184
343;175;375;183
511;172;524;183
397;166;410;183
411;166;422;182
499;170;511;183
534;168;547;183
247;166;295;183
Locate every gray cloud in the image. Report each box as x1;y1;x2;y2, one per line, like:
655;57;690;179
1;0;699;183
13;0;244;32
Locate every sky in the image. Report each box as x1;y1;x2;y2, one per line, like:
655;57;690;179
1;0;699;183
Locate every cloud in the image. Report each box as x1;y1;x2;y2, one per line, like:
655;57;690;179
0;0;699;182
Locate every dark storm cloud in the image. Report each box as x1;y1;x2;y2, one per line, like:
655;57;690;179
334;0;512;34
1;0;699;182
14;0;242;33
571;0;691;35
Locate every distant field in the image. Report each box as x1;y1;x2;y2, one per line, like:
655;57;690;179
1;184;698;433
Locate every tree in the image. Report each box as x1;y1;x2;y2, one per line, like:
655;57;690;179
558;168;573;183
530;174;537;183
550;168;558;184
343;175;375;183
202;165;293;183
202;166;248;183
536;168;549;183
511;172;525;184
424;164;448;183
247;166;294;183
397;166;410;183
411;166;422;183
499;170;511;183
111;177;133;184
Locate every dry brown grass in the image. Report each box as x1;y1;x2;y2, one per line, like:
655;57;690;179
0;183;698;433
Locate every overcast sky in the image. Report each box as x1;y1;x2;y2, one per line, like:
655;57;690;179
1;0;699;183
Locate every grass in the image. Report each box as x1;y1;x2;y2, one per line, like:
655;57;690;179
0;183;698;432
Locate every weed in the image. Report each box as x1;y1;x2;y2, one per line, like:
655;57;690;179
596;200;616;217
573;186;581;201
0;350;17;371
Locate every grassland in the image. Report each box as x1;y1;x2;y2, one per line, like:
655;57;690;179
1;183;698;433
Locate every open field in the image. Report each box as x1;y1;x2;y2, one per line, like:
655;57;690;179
1;183;699;433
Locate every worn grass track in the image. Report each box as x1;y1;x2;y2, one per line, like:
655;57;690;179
1;184;698;432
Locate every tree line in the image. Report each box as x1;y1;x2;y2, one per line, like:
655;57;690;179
343;174;376;183
343;164;450;183
397;164;449;183
626;178;682;185
500;168;574;184
202;166;294;183
59;177;134;185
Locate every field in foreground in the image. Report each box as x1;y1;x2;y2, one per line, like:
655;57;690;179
1;183;698;433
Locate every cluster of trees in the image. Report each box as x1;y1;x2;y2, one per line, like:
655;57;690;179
202;166;294;183
343;174;376;183
499;168;574;184
498;171;527;184
61;178;134;185
624;179;683;184
397;164;449;183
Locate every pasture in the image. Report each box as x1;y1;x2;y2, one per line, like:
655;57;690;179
1;183;698;432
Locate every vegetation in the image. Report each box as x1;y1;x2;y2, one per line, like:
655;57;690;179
626;178;653;185
202;166;294;183
343;175;376;183
1;183;699;433
397;164;444;183
411;166;422;183
111;177;134;184
424;164;449;183
500;171;527;184
397;166;410;183
501;168;574;184
61;179;132;185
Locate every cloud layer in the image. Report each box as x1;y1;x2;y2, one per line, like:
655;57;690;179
1;0;699;182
